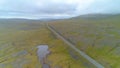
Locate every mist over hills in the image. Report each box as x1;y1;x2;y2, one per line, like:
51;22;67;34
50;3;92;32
0;13;120;23
0;18;63;23
71;13;120;20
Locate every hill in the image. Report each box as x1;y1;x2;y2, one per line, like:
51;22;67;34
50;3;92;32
50;14;120;68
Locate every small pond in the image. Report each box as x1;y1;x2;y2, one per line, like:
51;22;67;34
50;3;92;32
37;45;50;68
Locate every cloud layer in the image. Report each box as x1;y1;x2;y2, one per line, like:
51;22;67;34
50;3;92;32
0;0;120;19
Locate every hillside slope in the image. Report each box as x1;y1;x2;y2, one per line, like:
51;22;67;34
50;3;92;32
50;14;120;68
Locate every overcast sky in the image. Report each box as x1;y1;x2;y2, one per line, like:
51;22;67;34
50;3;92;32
0;0;120;19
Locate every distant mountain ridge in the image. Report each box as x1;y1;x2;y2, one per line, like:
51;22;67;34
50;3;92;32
0;14;120;22
71;13;120;20
0;18;63;23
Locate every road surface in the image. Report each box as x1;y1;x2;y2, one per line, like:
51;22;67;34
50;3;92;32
46;23;104;68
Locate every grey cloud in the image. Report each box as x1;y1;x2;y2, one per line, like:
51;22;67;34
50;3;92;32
84;0;120;14
0;0;77;15
34;4;76;14
0;0;120;19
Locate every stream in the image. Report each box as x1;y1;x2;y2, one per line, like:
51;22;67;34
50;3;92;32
37;45;50;68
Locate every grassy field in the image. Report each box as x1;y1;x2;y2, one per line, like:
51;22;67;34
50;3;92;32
50;14;120;68
0;19;95;68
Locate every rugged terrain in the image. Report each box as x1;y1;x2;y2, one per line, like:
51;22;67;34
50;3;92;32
50;14;120;68
0;19;95;68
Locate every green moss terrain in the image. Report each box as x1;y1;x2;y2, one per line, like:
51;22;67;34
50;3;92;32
50;14;120;68
0;20;93;68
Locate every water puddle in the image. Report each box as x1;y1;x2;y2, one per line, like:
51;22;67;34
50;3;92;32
37;45;50;68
